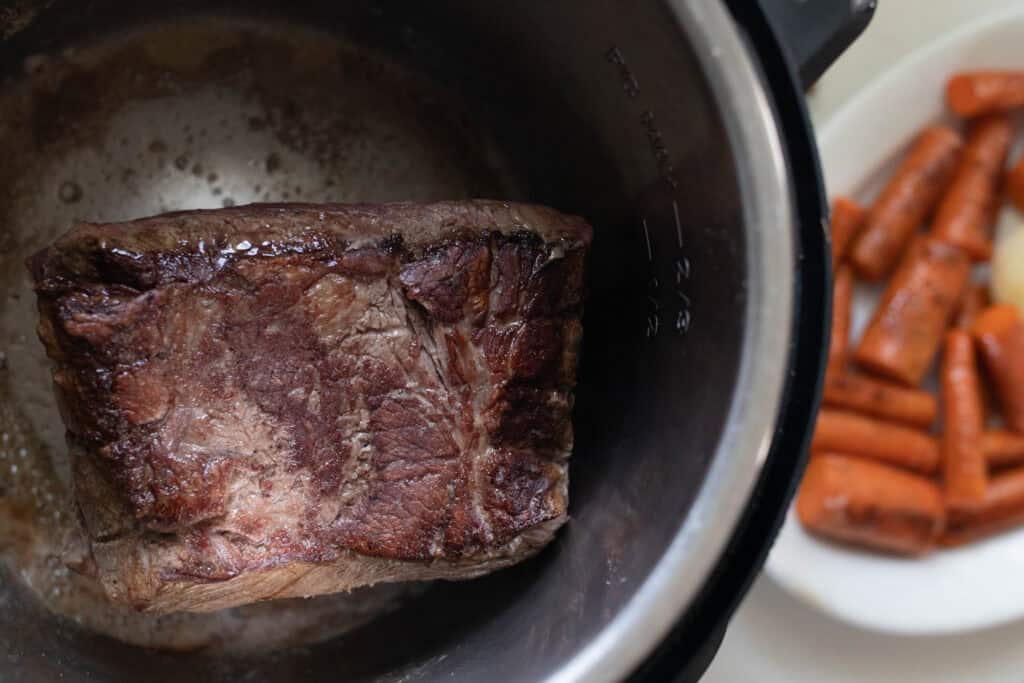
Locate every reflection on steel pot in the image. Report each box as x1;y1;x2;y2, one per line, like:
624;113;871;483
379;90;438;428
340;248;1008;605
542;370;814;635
0;1;871;681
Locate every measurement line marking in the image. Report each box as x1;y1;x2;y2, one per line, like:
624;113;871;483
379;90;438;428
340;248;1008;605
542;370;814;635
642;217;653;262
672;199;683;248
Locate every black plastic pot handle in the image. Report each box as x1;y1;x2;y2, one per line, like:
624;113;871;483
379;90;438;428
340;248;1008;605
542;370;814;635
757;0;876;87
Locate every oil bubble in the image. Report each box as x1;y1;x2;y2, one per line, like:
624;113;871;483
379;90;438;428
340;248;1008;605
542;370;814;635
58;181;82;203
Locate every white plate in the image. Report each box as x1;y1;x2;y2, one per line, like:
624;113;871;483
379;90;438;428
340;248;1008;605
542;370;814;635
766;6;1024;636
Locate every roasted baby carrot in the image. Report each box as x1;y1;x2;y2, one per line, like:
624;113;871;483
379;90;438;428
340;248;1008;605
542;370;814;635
1008;155;1024;214
811;409;940;474
972;305;1024;434
822;372;938;428
826;264;854;379
932;116;1014;260
831;196;866;265
941;330;987;509
854;237;971;386
797;453;945;555
947;71;1024;118
942;467;1024;546
985;430;1024;469
849;126;963;281
955;285;997;429
954;282;991;329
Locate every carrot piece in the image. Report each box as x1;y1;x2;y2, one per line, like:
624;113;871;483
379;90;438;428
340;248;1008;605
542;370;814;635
811;409;940;474
941;467;1024;546
849;126;963;281
1008;155;1024;214
854;237;971;386
947;71;1024;118
954;282;991;329
822;372;938;427
825;264;854;379
941;330;987;508
831;197;867;265
932;116;1014;260
797;453;945;555
972;305;1024;433
984;430;1024;469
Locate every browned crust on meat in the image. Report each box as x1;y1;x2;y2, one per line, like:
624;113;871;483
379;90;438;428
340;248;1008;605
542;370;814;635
29;201;589;612
27;200;591;291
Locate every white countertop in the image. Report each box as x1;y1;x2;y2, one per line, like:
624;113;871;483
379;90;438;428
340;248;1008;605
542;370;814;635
702;1;1024;681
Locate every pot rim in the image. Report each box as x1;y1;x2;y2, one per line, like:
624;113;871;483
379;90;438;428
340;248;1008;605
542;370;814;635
549;2;796;681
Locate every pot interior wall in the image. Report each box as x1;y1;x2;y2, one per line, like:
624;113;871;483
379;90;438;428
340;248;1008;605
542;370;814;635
0;2;748;680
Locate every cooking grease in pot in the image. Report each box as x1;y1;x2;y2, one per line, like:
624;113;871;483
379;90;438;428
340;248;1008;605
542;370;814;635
0;15;522;652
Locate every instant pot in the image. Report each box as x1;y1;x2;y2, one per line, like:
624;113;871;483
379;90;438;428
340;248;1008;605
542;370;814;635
0;1;873;680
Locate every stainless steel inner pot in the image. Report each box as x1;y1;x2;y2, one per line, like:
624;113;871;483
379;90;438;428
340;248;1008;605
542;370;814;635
0;1;868;680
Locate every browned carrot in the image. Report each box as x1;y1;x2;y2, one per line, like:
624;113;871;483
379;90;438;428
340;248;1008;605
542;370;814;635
986;180;1006;228
826;264;854;379
822;372;938;428
947;71;1024;118
973;305;1024;434
849;126;963;281
831;197;867;265
955;284;997;423
938;171;997;258
854;237;971;386
954;282;991;329
811;409;940;474
942;467;1024;546
941;330;987;508
932;116;1014;260
797;453;945;555
985;430;1024;469
1008;154;1024;214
